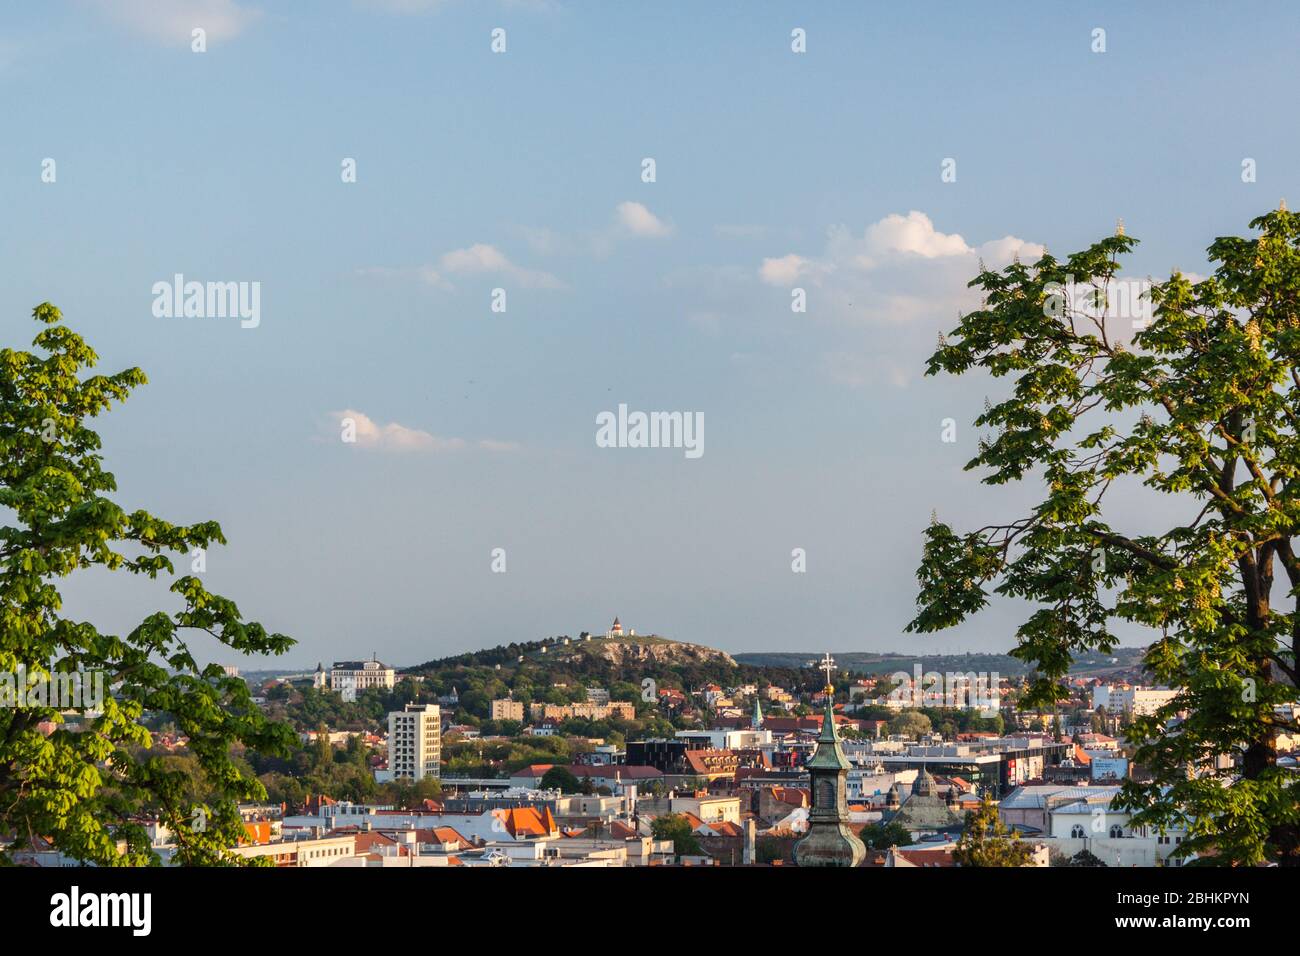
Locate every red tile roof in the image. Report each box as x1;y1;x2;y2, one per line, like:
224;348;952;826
354;832;407;856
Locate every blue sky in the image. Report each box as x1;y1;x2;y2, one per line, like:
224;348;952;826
4;1;1299;668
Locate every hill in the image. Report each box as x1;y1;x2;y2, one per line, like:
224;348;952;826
527;634;737;668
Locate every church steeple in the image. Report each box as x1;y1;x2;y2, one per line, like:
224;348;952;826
793;653;867;867
752;695;763;730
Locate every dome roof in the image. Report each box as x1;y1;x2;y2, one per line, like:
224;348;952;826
913;767;937;797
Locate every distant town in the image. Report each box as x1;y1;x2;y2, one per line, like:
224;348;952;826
19;617;1272;869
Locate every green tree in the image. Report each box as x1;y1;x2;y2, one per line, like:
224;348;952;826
909;210;1300;865
651;813;702;858
859;820;912;850
0;304;295;865
1091;707;1107;735
1068;848;1107;867
889;710;932;739
312;727;334;772
951;798;1033;867
539;765;581;793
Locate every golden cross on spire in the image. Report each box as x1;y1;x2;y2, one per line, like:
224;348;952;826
820;652;836;694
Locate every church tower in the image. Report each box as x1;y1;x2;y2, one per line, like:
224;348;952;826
794;653;867;867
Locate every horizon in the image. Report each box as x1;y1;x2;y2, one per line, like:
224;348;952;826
255;632;1151;674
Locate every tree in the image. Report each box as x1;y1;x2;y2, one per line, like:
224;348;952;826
0;304;296;865
909;210;1300;865
312;727;334;772
1068;848;1107;867
539;765;581;793
951;797;1033;867
1091;707;1108;735
859;820;912;850
889;710;932;739
650;813;702;858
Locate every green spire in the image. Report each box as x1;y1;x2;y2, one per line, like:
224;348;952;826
794;652;866;866
806;676;850;770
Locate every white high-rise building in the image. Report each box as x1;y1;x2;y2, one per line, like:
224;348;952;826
385;704;442;782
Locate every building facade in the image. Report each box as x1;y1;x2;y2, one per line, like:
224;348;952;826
330;658;396;702
385;703;442;782
491;698;525;722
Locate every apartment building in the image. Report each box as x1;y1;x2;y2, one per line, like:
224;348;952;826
491;698;525;722
383;703;442;782
1091;684;1181;716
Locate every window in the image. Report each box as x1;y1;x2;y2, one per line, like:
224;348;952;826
1070;825;1085;839
1109;825;1124;839
817;779;834;809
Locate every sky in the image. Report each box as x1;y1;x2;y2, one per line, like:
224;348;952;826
3;1;1299;669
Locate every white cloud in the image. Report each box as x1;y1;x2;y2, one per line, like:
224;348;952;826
862;210;971;260
756;210;1043;326
977;235;1048;268
87;0;261;46
331;410;463;452
510;202;676;263
721;211;1049;389
328;411;522;453
759;253;816;286
615;201;673;239
439;243;564;289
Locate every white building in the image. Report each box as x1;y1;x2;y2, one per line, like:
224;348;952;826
232;835;357;867
675;728;772;750
330;658;396;702
1045;794;1193;866
1000;784;1193;866
379;703;441;782
1091;684;1181;716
